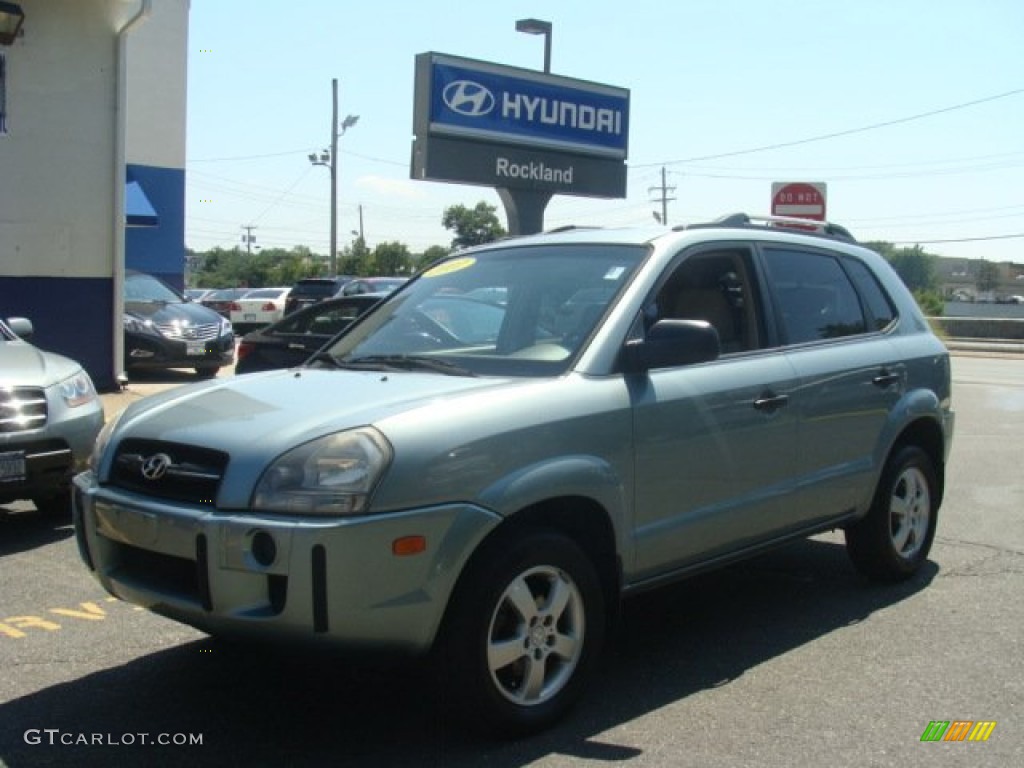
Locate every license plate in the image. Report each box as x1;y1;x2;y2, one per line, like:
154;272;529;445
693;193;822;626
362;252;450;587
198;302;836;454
0;450;27;483
244;313;257;321
186;341;206;356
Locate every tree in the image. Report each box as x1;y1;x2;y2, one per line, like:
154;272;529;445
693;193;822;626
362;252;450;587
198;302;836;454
886;245;938;293
370;241;412;275
976;260;1000;295
441;201;506;249
189;245;328;288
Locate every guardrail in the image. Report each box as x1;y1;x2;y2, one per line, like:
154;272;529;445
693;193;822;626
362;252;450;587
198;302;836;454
928;316;1024;341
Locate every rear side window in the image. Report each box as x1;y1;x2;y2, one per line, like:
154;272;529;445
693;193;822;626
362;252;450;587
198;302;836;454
762;248;867;344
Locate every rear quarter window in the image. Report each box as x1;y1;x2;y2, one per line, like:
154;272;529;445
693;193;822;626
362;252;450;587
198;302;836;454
842;257;897;331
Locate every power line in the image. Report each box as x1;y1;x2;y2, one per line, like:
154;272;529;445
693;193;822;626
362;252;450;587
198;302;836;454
632;88;1024;168
890;233;1024;245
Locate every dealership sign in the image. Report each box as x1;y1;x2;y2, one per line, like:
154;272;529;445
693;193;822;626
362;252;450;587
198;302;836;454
412;52;629;198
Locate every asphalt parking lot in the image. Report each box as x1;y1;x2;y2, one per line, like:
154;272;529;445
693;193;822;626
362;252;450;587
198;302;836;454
0;352;1021;767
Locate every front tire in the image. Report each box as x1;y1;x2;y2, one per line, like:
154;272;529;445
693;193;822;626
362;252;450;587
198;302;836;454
439;530;605;736
195;366;220;379
846;445;938;582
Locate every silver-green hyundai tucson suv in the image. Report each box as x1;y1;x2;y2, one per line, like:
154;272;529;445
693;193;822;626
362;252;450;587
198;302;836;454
74;215;954;735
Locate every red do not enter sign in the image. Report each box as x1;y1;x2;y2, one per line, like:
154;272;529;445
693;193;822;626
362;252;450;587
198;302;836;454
771;182;827;221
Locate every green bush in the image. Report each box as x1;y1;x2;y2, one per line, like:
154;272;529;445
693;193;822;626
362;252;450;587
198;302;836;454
914;289;944;317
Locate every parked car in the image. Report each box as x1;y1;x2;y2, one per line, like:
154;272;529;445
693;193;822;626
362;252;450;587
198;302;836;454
1;316;104;517
124;271;235;378
284;276;355;315
235;294;382;374
230;287;291;333
74;214;953;735
184;288;216;302
339;276;407;296
200;287;249;319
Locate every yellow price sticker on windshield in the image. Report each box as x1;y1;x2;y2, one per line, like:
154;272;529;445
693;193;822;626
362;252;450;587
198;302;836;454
423;257;476;278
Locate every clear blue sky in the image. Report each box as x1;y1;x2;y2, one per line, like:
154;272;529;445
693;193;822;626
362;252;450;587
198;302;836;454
185;0;1024;264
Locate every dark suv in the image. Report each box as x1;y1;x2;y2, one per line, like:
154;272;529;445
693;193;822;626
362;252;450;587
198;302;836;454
283;276;355;315
75;214;953;735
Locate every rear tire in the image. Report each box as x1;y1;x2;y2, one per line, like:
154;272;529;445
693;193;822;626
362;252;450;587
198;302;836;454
846;445;938;582
439;529;605;737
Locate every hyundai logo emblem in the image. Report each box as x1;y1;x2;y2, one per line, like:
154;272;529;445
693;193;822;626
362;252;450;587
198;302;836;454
140;453;173;481
442;80;495;117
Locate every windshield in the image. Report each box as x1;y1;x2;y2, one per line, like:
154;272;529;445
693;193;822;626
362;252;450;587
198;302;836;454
323;243;645;377
125;273;184;303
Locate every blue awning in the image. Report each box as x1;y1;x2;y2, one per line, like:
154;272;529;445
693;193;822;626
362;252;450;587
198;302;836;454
125;180;159;227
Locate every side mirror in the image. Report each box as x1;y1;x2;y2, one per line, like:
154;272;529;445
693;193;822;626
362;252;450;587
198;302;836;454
623;319;720;372
6;317;34;340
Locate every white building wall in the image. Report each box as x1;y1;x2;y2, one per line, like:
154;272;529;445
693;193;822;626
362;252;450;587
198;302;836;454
0;0;190;388
127;0;188;169
0;0;121;279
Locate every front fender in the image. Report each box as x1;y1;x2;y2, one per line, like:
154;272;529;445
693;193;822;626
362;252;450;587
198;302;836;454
478;453;628;533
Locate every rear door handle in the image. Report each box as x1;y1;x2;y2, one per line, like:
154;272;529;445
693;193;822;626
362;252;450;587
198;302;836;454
753;391;790;413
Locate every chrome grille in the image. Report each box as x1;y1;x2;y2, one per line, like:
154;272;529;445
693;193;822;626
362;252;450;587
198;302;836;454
109;438;228;506
154;322;222;341
0;387;47;433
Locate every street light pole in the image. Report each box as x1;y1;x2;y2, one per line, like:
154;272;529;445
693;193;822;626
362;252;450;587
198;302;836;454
309;79;358;276
515;18;552;73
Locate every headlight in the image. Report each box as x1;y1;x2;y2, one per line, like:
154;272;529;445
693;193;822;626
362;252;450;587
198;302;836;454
124;315;159;336
219;317;233;336
252;428;392;516
58;370;98;408
90;408;125;473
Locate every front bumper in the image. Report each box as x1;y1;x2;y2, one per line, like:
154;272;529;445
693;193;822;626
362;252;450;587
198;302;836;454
0;404;103;504
125;332;234;370
72;472;500;653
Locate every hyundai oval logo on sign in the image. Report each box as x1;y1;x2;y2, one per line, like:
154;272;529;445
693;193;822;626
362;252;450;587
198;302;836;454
442;80;495;117
141;453;173;481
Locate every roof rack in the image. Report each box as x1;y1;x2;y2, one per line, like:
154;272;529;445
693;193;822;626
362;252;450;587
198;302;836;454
676;213;856;242
541;224;604;234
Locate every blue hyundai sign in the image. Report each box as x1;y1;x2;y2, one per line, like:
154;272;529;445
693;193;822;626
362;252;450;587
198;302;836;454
423;53;629;159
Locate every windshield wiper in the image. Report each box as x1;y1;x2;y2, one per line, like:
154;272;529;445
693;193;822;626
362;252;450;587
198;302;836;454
339;355;477;377
307;351;344;369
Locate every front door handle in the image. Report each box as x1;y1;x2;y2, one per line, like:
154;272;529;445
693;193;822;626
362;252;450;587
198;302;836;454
872;369;900;388
753;391;790;413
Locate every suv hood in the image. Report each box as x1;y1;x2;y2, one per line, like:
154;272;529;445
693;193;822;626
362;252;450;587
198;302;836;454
0;339;82;387
109;367;525;477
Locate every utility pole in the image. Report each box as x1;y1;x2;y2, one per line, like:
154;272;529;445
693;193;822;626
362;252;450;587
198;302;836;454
648;167;676;225
329;77;338;274
241;225;257;254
